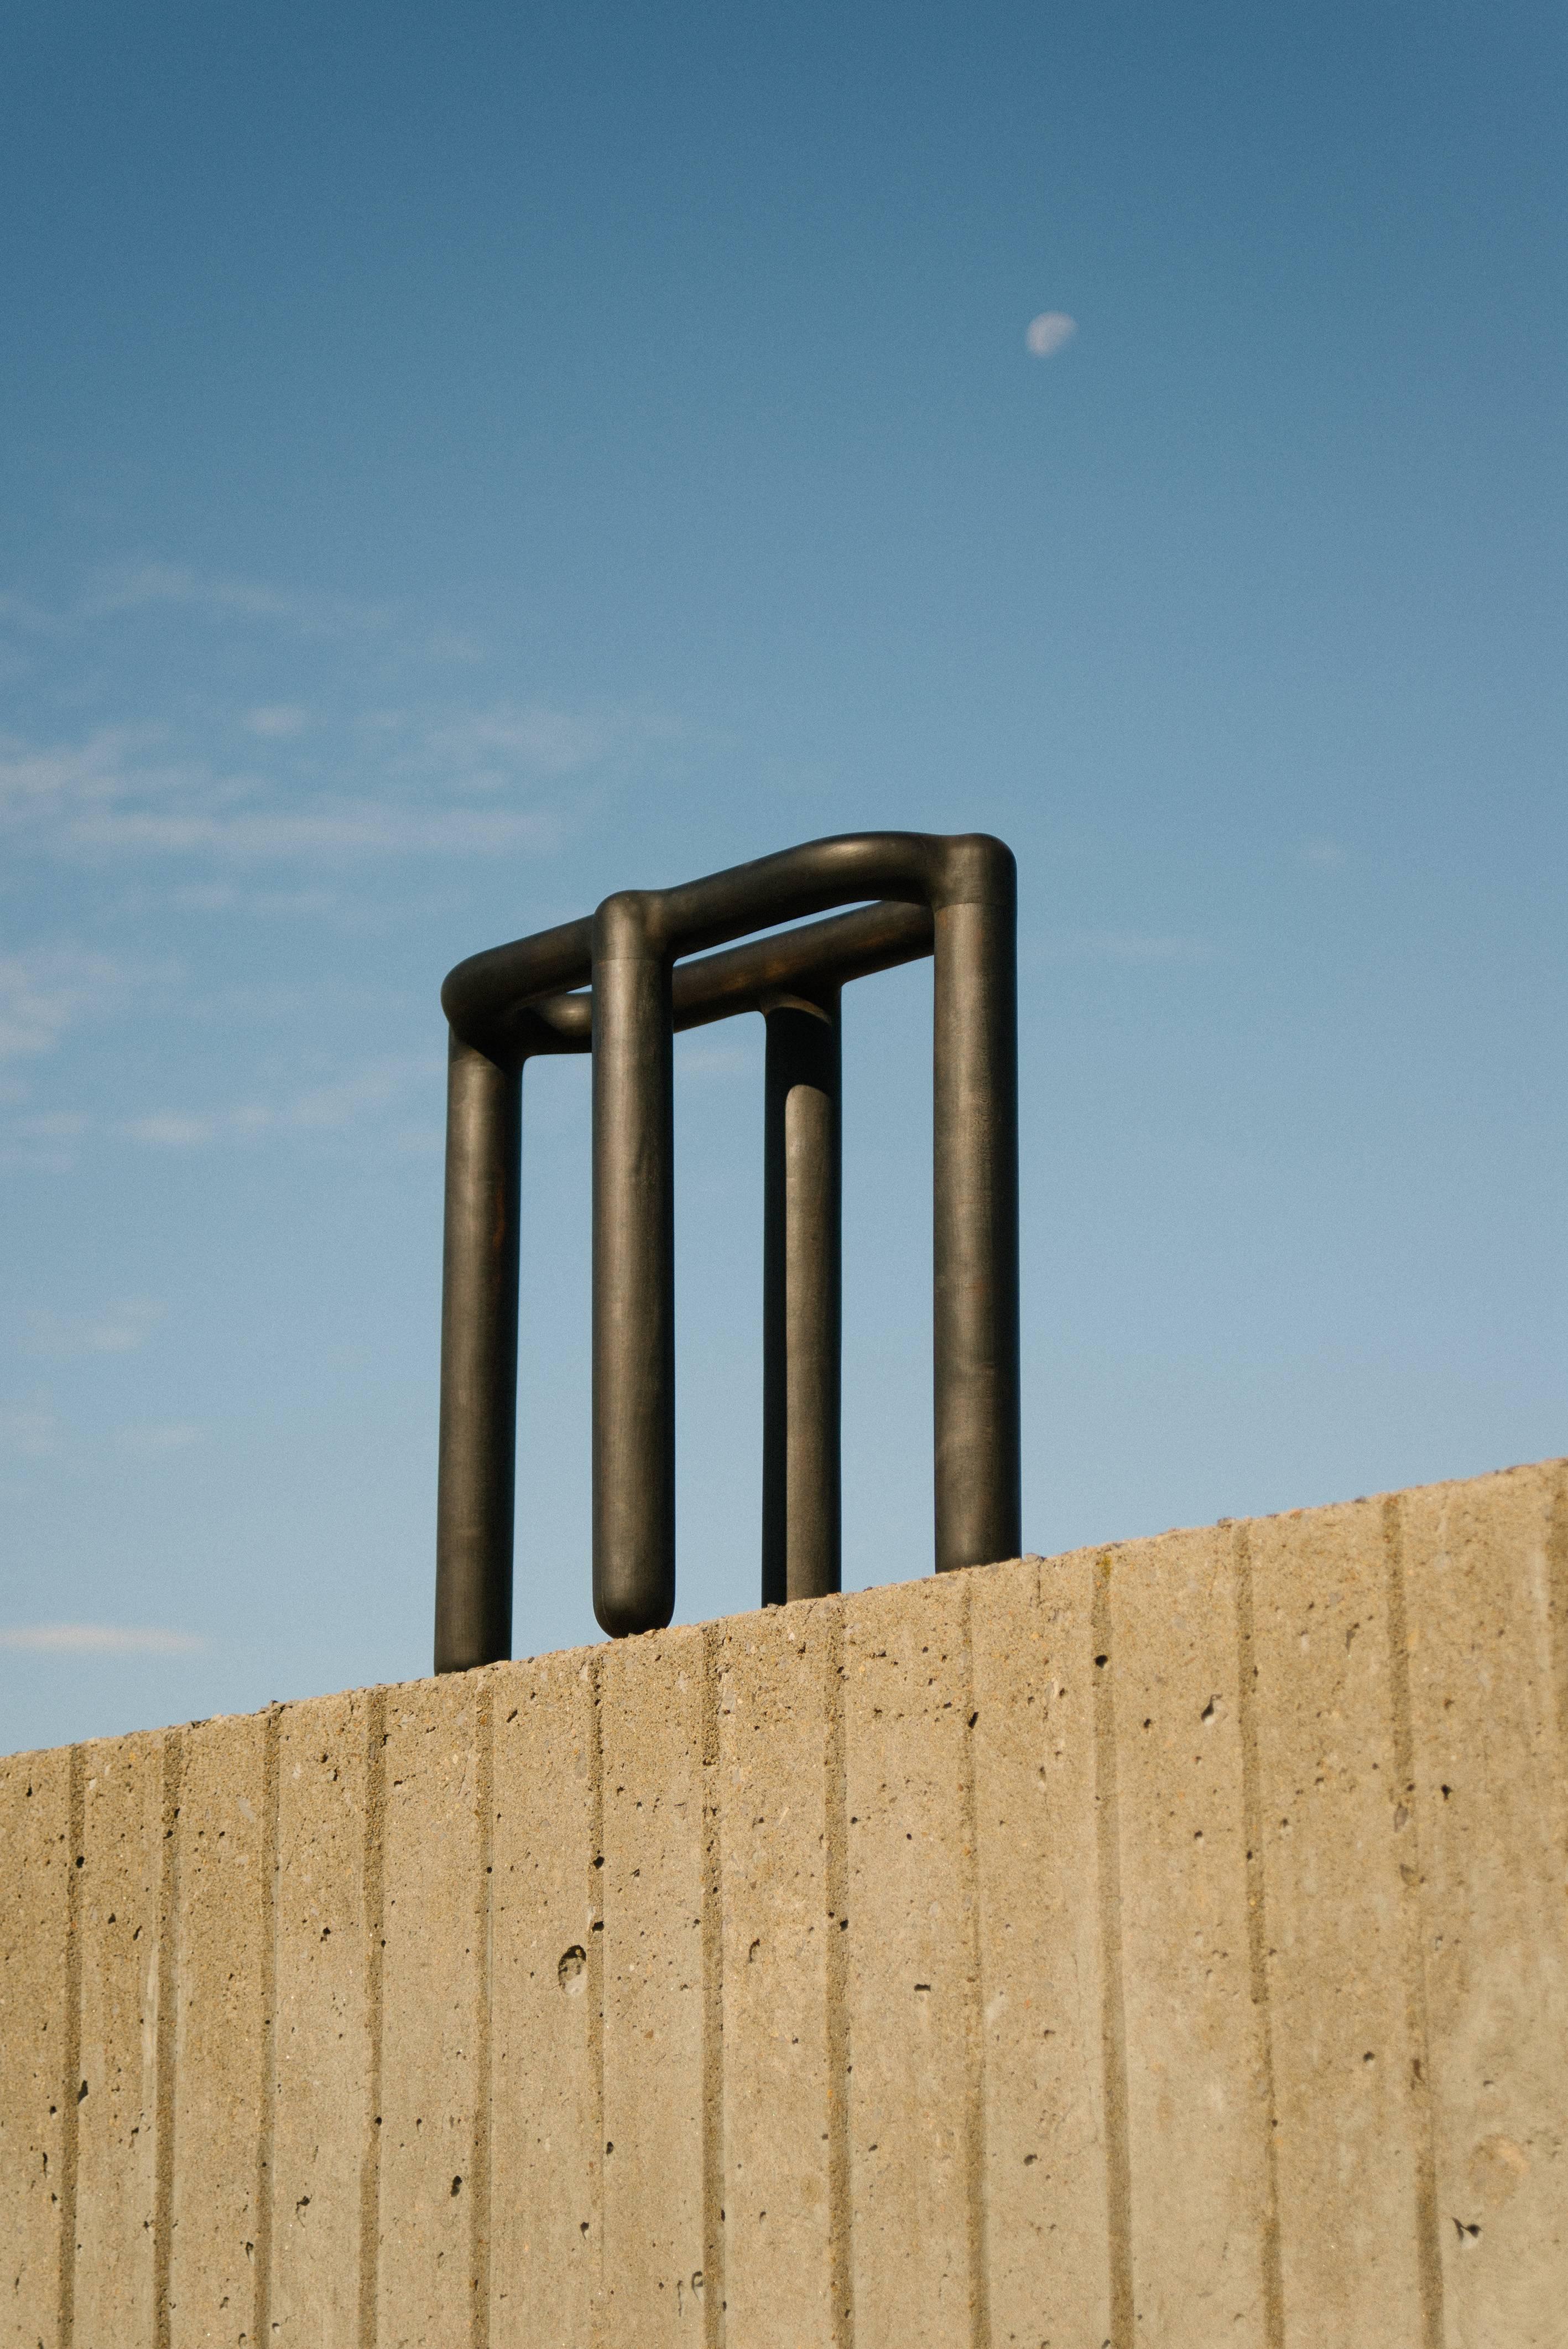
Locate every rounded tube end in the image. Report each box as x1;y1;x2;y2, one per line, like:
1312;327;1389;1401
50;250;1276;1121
593;1589;675;1640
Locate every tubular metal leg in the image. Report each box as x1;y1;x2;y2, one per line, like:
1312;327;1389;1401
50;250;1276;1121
591;894;676;1636
762;995;842;1607
931;851;1022;1572
434;1030;522;1672
439;833;1018;1653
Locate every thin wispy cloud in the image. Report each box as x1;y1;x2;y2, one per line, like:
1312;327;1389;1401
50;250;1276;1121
0;563;540;733
1025;311;1077;357
11;1111;90;1141
70;799;561;859
420;701;635;780
25;1298;165;1358
79;562;396;640
0;945;149;1059
424;627;487;665
0;571;685;881
0;1406;64;1458
5;1054;444;1170
120;1053;443;1149
113;1422;200;1458
244;704;311;739
0;1623;205;1654
0;1121;86;1174
0;588;74;642
121;1110;231;1148
0;724;158;820
0;726;562;862
0;564;659;718
165;883;346;918
1301;838;1347;869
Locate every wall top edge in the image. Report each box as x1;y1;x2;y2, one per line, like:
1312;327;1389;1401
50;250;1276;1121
6;1452;1564;1769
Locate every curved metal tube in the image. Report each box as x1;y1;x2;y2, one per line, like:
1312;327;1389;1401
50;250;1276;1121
470;896;935;1067
589;832;1018;1635
437;830;1017;1661
435;895;937;1669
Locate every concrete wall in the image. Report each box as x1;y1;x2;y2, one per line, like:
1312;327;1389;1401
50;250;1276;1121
3;1458;1565;2347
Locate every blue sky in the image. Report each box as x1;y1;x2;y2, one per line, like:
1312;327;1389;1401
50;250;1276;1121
3;0;1564;1754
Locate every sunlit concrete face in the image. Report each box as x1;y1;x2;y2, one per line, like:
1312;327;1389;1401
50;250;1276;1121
4;1459;1565;2347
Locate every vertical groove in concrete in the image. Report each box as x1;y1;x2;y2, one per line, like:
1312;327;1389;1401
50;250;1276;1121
715;1605;840;2343
252;1706;282;2349
377;1678;483;2347
1400;1464;1568;2346
56;1744;85;2349
958;1581;991;2349
1111;1524;1273;2336
840;1578;978;2338
488;1655;602;2345
587;1652;606;2338
700;1624;726;2349
358;1686;387;2349
822;1600;853;2349
268;1692;372;2347
1232;1528;1286;2349
971;1549;1111;2340
472;1677;494;2349
72;1736;165;2341
1091;1556;1134;2349
1548;1465;1568;1793
601;1629;710;2335
1381;1496;1446;2349
152;1729;182;2349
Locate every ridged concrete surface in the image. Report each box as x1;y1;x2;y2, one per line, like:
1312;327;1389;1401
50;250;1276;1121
3;1459;1565;2346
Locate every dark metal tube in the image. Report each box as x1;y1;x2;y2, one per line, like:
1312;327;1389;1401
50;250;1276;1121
441;913;593;1053
591;893;676;1636
435;898;937;1669
931;841;1022;1571
434;1031;522;1672
762;996;842;1607
437;830;1020;1659
672;901;931;1032
652;831;937;957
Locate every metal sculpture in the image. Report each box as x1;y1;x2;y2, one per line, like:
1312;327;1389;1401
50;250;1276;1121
434;830;1019;1671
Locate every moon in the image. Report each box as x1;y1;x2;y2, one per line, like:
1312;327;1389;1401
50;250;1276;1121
1025;312;1077;358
